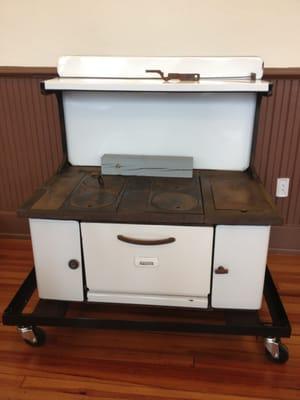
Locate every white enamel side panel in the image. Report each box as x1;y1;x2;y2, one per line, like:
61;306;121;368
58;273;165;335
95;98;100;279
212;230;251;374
81;223;213;301
63;92;256;170
211;225;270;310
29;219;83;301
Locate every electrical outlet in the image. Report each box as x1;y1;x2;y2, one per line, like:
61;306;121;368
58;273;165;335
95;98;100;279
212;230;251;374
276;178;290;198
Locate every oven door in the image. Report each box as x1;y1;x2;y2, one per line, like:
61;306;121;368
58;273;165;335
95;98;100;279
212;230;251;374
81;223;213;308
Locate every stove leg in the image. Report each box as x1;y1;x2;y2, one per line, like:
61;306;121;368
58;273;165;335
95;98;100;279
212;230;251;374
17;326;46;347
264;337;289;363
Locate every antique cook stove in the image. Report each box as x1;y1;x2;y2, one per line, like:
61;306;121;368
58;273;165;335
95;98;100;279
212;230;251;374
3;56;291;362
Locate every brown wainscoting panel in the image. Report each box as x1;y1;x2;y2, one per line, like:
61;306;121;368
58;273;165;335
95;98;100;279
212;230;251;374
253;77;300;252
0;71;63;236
0;67;299;251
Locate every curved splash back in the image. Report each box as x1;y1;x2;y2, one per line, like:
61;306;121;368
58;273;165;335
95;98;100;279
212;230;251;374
58;56;264;79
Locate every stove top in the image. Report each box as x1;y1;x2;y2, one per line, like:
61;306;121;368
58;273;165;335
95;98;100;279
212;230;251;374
151;192;198;211
19;166;282;226
67;173;203;215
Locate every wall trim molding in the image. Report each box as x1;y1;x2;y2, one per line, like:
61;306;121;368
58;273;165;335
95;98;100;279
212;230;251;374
0;66;56;77
1;66;300;78
263;67;300;79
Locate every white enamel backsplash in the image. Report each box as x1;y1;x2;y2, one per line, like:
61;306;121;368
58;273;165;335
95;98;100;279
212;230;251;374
63;92;256;170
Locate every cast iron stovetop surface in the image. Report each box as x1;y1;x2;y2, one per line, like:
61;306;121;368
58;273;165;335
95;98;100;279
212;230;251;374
68;172;203;214
18;167;282;226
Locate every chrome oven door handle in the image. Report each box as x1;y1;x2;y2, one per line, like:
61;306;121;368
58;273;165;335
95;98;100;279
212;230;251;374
117;235;176;246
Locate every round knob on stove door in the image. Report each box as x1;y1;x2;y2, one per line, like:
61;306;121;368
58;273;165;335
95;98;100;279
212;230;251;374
214;265;229;274
68;259;80;270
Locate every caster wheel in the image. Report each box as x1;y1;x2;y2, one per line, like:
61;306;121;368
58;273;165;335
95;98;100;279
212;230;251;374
264;338;289;364
18;326;46;347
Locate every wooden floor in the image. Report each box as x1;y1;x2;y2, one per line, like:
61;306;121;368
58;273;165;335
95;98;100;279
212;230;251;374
0;238;299;400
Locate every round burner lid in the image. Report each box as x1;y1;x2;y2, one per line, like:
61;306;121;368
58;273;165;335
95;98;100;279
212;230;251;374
151;192;198;211
70;190;116;209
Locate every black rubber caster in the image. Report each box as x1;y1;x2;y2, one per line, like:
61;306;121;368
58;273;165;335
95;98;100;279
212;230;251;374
18;326;46;347
264;338;289;363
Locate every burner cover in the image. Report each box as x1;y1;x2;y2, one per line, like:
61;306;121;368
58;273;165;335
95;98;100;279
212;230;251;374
69;174;123;209
70;190;116;209
151;192;198;211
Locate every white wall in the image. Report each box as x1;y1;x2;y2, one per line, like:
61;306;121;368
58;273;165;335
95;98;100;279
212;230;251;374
1;0;300;67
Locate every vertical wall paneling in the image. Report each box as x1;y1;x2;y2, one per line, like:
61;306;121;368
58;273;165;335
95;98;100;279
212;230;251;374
0;72;62;235
254;76;300;251
0;68;299;250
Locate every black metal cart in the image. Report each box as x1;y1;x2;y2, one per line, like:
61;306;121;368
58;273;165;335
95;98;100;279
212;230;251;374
2;265;291;363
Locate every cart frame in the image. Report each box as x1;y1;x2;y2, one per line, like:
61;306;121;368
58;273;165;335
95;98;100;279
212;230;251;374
2;266;291;360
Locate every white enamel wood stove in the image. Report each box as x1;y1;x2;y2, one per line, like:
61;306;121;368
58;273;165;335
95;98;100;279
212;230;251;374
2;56;291;362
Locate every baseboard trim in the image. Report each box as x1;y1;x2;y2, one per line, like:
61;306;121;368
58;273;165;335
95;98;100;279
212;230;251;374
0;233;30;240
0;211;29;236
270;225;300;253
269;248;300;255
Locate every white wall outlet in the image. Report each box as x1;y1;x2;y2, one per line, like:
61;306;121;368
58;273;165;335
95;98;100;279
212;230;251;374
276;178;290;198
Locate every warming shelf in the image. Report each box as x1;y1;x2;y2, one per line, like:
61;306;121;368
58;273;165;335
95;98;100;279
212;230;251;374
44;77;270;92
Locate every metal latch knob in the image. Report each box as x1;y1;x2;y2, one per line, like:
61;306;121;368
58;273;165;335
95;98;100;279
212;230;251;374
215;265;229;274
68;259;80;270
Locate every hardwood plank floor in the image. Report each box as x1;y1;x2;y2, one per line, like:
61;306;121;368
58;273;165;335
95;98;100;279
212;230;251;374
0;238;299;399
